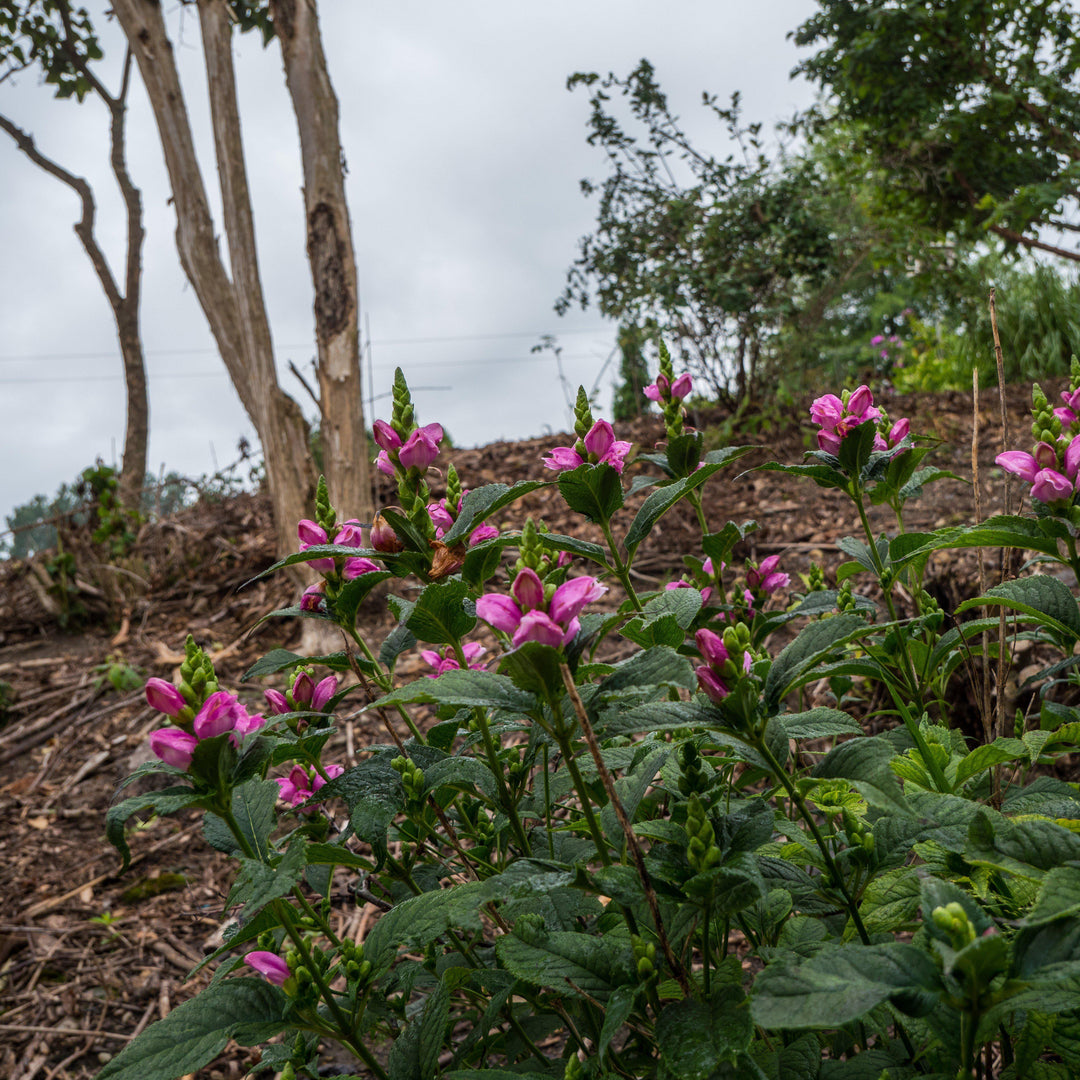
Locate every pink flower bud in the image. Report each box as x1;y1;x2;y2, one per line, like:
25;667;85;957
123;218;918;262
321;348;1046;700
297;519;328;547
311;675;338;711
427;501;455;533
1066;435;1080;479
996;451;1039;483
817;429;842;456
245;951;291;986
847;385;874;419
1033;441;1058;469
150;728;198;769
333;519;366;548
469;524;500;545
695;628;730;670
888;417;911;446
145;678;187;717
511;568;546;613
343;557;380;580
643;383;663;402
376;450;396;476
584;419;615;459
696;666;730;703
299;582;326;612
292;672;315;705
264;689;290;715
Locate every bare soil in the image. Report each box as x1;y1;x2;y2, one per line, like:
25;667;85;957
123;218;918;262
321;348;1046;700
0;384;1052;1079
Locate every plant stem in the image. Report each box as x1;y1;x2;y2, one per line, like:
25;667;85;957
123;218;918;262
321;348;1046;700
471;706;531;852
599;517;643;611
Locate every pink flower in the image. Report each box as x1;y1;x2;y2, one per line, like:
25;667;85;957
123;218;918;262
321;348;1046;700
398;423;443;471
671;373;692;399
511;568;546;613
548;576;607;624
695;629;730;669
643;376;666;402
513;609;571;648
543;445;585;473
1032;469;1074;503
583;420;632;473
476;593;523;634
887;418;910;447
376;450;396;476
810;386;881;454
420;642;487;677
297;519;334;573
666;579;712;604
427;501;455;533
145;678;186;717
193;691;250;739
746;554;789;594
343;556;381;580
372;419;401;453
1034;441;1058;469
817;428;842;455
996;451;1039;483
870;334;885;346
696;666;730;704
264;689;290;715
245;951;291;987
469;524;500;545
276;763;344;812
370;514;403;553
299;582;326;612
810;394;844;429
149;728;197;770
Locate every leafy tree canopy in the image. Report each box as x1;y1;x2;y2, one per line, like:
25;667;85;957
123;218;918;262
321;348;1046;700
794;0;1080;263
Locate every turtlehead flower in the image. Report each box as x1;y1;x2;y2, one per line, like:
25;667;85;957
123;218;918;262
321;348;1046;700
544;419;632;474
420;642;488;678
275;763;344;811
149;728;198;770
398;423;444;471
810;385;882;454
145;678;187;718
694;628;752;705
192;690;264;741
299;582;326;613
244;951;291;987
997;434;1080;505
746;555;789;595
644;372;693;403
297;517;369;575
1056;387;1080;428
476;570;606;649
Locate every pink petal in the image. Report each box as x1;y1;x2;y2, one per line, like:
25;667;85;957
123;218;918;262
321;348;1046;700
476;594;523;634
372;419;402;452
512;610;567;649
1032;468;1074;503
996;451;1039;482
548;576;606;624
671;373;692;399
543;446;583;472
149;728;197;770
245;951;291;986
145;678;186;717
583;419;615;459
511;568;546;613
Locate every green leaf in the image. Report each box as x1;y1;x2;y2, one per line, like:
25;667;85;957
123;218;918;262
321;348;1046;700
557;462;624;522
891;515;1065;572
656;986;753;1079
95;978;288;1080
598;983;637;1060
203;779;278;860
318;757;405;868
389;976;451;1080
369;668;538;714
967;811;1080;881
380;622;417;670
813;735;911;815
625;448;753;549
406;579;476;645
956;574;1080;645
764;614;868;710
955;737;1030;786
106;786;205;872
781;708;863;739
441;480;548;545
597;645;695;693
333;570;394;628
227;839;307;921
364;884;487;970
495;929;635;1000
754;460;850;491
702;520;757;567
537;531;609;563
1022;866;1080;928
497;640;565;700
751;943;941;1029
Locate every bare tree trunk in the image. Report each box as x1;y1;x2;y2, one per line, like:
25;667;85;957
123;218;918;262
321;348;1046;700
270;0;372;525
111;0;315;556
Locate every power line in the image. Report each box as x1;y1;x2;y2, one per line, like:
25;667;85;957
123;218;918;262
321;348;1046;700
0;326;613;364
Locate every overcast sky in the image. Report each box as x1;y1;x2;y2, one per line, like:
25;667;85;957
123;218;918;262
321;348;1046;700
0;1;817;535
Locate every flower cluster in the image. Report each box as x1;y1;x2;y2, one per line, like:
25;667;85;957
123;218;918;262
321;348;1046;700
427;493;499;547
374;419;444;477
275;762;344;811
666;557;719;604
998;436;1080;505
811;385;909;456
147;683;264;771
264;671;338;716
420;642;487;678
544;419;632;475
476;568;605;648
694;627;752;704
746;555;789;595
297;518;378;580
644;371;692;404
245;950;291;987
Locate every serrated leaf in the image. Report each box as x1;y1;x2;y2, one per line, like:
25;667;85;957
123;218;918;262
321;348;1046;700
441;480;548;545
625;448;753;549
495;930;634;1000
95;978;288;1080
656;986;753;1079
781;708;863;739
813;735;911;815
598;645;695;692
406;578;476;645
557;462;624;522
389;976;451;1080
956;574;1080;645
380;622;417;669
955;737;1030;786
106;786;205;871
537;531;609;563
369;668;538;714
751;943;941;1029
764;614;868;710
228;838;307;920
